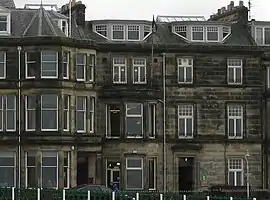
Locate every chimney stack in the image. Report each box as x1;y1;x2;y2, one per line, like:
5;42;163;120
230;1;234;8
239;0;244;6
221;7;226;14
217;9;221;14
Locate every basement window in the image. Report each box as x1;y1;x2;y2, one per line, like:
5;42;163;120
174;25;187;38
95;25;108;38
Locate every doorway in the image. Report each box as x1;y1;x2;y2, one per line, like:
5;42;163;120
178;157;194;191
77;155;89;185
106;161;120;189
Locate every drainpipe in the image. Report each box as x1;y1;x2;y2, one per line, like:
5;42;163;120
162;52;166;192
17;46;22;188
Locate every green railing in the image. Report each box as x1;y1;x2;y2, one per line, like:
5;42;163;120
0;188;261;200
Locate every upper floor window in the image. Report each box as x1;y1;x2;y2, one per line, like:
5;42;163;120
25;95;36;131
63;52;69;79
41;51;58;78
227;105;243;139
228;158;243;186
89;97;95;133
76;53;86;81
41;94;58;131
25;152;36;188
63;95;70;132
0;51;6;79
227;59;242;85
76;96;86;133
206;26;218;41
177;58;193;84
25;52;36;79
178;104;194;138
41;152;58;188
88;54;95;82
0;151;15;187
191;26;204;41
113;57;127;84
95;25;107;38
0;14;10;35
127;25;139;40
112;25;125;40
106;104;121;138
126;103;143;138
133;58;146;84
174;25;187;39
0;95;16;132
255;27;270;45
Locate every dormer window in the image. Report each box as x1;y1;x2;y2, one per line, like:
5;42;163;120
0;12;11;35
223;26;230;39
58;19;68;36
95;25;107;38
127;25;139;41
206;27;218;41
174;25;187;39
112;25;124;40
62;21;67;33
143;25;151;38
255;27;270;45
192;26;203;41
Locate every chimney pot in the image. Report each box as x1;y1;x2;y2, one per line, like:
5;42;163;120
227;4;232;11
239;0;244;6
230;1;234;7
217;9;221;14
221;7;226;14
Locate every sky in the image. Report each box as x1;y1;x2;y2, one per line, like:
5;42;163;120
14;0;269;21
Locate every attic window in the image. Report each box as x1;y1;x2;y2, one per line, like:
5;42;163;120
60;20;68;36
206;27;218;41
174;25;187;38
127;25;139;40
95;25;107;38
192;26;204;41
223;26;230;39
143;25;151;38
0;16;7;32
112;25;124;40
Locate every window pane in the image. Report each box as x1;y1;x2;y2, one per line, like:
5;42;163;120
126;103;142;115
27;110;36;130
42;95;57;108
186;67;192;82
228;119;234;136
42;110;57;130
42;167;57;188
186;118;193;136
126;117;142;136
42;52;57;61
42;156;57;166
113;31;124;40
127;159;142;168
27;167;37;188
236;171;242;186
76;65;85;80
235;68;242;83
0;167;14;187
228;68;234;83
265;28;270;45
6;110;15;130
76;112;85;131
228;171;235;186
178;118;185;135
148;159;155;189
178;67;184;82
256;27;263;44
126;170;142;189
0;157;14;166
236;119;242;136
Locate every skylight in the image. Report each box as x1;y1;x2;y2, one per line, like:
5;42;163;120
156;15;206;23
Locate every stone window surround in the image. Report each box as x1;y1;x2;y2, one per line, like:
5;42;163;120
228;158;244;186
41;51;58;79
113;57;127;84
254;26;270;45
132;57;147;84
177;104;194;139
177;57;193;84
227;58;243;85
227;104;244;139
0;95;16;132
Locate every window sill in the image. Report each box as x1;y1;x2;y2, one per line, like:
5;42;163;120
228;136;243;139
178;136;194;139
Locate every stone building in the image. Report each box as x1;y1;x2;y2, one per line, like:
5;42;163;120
0;0;264;191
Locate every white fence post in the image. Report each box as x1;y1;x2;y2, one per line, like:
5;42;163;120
183;195;186;200
252;198;256;200
206;196;210;200
88;190;90;200
11;187;15;200
63;189;66;200
37;188;40;200
230;197;233;200
160;193;163;200
112;191;115;200
136;193;139;200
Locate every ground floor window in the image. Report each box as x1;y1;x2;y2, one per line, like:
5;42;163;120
126;157;143;190
228;158;244;186
0;152;15;187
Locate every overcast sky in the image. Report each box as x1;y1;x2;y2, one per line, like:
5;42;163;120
15;0;268;21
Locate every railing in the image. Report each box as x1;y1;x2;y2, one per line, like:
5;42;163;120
0;187;265;200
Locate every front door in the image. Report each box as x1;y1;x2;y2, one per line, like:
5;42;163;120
106;161;120;189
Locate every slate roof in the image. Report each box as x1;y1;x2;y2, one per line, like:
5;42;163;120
0;0;15;9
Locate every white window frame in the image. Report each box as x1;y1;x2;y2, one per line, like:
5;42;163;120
177;58;193;84
228;158;244;186
94;24;108;39
25;96;36;131
25;52;36;79
143;25;151;40
255;26;270;46
25;152;36;188
126;157;143;190
125;103;143;138
222;26;231;41
41;51;58;79
206;26;219;42
227;59;243;85
148;157;156;190
173;25;187;40
76;53;86;81
0;152;16;187
89;54;95;82
76;96;87;133
133;58;147;84
227;105;243;139
59;19;68;36
113;57;127;84
127;25;140;41
89;97;95;133
191;26;204;42
112;25;125;41
41;152;59;189
0;14;11;35
64;152;70;189
41;95;58;131
178;104;194;139
0;51;6;79
63;51;69;79
63;95;70;132
148;103;156;138
0;96;3;131
6;95;16;132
